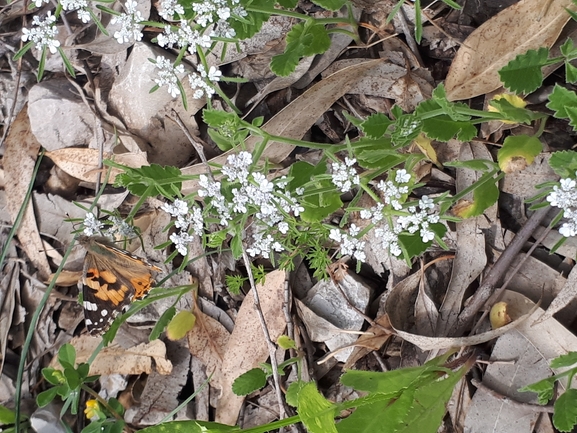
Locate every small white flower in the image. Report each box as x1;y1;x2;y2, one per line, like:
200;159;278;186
331;158;360;193
83;212;104;236
158;0;184;20
395;169;411;184
111;0;144;44
153;55;185;98
22;12;60;54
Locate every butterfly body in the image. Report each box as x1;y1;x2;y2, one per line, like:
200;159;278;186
78;236;161;335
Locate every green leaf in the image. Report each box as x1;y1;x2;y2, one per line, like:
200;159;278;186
37;387;60;407
311;0;346;10
398;367;466;433
416;99;477;142
390;113;423;147
0;405;15;424
58;343;76;367
361;113;392;138
337;390;413;433
289;161;342;222
150;306;177;340
277;0;297;7
498;47;549;93
64;367;81;390
548;150;577;178
166;310;196;340
431;84;471;122
286;381;308;407
553;389;577;432
551;352;577;368
270;50;301;77
229;0;273;39
112;163;183;199
452;174;500;218
139;420;238;433
566;62;577;83
546;84;577;120
488;98;537;124
497;135;543;173
297;382;337;433
232;368;267;396
42;367;65;386
519;377;556;405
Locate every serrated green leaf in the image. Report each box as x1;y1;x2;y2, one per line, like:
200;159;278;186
551;352;577;368
431;84;471;122
488;98;536;124
497;135;542;173
270;49;301;77
519;377;556;405
546;84;577;119
232;368;267;396
498;47;549;93
421;115;477;142
302;24;331;56
361;113;392;138
286;381;308;407
112;163;183;199
549;150;577;178
553;389;577;432
297;382;337;433
566;63;577;83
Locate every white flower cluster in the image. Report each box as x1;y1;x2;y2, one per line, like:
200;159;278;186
364;195;439;257
154;56;185;98
156;22;211;55
111;0;144;44
196;151;304;258
190;0;246;38
22;12;60;54
547;176;577;237
188;64;222;99
376;169;411;210
60;0;91;23
331;157;360;193
329;224;366;262
82;213;137;238
161;199;204;255
158;0;184;20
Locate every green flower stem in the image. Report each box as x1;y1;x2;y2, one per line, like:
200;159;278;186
450;170;505;203
81;384;124;421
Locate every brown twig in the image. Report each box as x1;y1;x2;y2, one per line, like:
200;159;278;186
451;206;550;336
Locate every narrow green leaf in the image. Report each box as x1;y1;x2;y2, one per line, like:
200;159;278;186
311;0;346;11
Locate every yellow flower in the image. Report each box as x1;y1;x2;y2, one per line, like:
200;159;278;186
84;399;101;420
488;94;527;124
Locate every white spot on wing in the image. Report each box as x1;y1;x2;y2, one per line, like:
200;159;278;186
83;301;98;311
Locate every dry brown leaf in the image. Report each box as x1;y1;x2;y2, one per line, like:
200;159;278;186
445;0;576;101
214;270;287;425
436;142;489;336
533;264;577;325
343;315;394;369
180;59;384;195
386;275;540;350
45;148;150;183
59;335;172;375
186;305;230;377
4;105;51;280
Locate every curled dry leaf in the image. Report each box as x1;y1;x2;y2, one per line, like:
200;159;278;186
58;335;173;375
445;0;576;101
45;148;150;183
385;273;540;350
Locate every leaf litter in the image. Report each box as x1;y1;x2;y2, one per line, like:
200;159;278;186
2;0;577;431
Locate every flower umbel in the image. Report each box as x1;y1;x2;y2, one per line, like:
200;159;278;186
547;173;577;237
153;56;185;98
22;12;60;54
111;0;144;44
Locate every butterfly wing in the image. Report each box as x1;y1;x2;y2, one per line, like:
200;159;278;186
80;237;161;335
